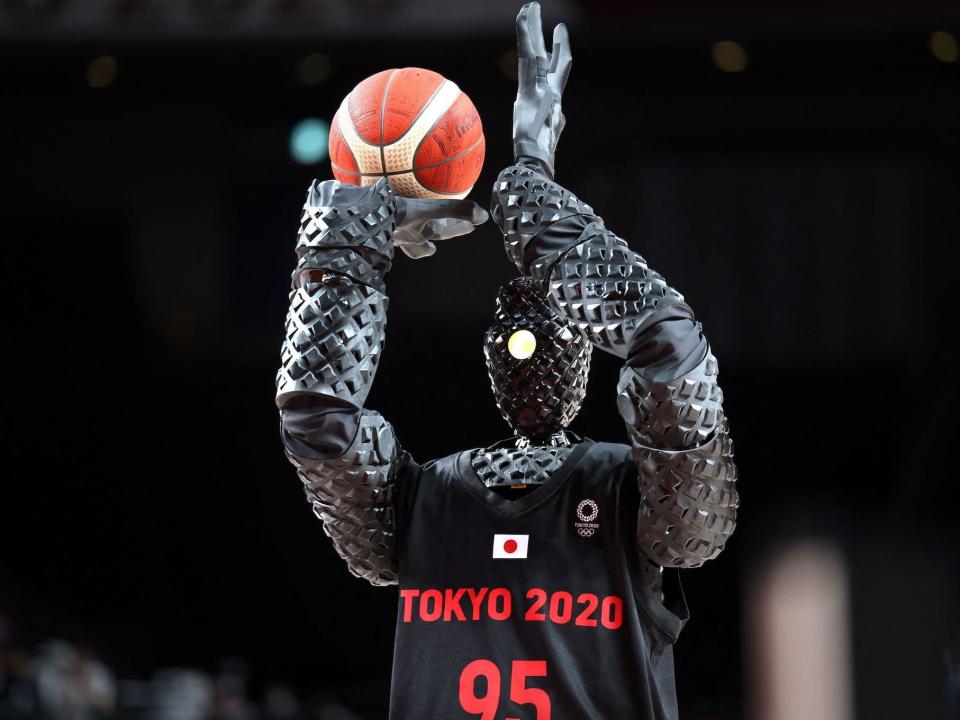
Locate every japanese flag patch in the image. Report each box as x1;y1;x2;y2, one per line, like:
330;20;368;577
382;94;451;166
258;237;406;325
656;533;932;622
492;534;528;559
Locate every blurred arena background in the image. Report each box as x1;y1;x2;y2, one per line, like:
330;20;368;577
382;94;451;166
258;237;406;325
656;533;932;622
1;0;959;718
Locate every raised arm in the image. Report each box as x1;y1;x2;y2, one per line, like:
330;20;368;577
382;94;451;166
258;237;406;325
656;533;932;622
492;2;737;569
276;178;486;585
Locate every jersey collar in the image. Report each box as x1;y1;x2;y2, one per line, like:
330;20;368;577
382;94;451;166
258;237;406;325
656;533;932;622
455;439;594;518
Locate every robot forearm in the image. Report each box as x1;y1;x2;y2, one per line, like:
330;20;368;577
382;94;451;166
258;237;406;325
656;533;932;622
491;163;738;567
283;408;403;587
491;163;694;360
276;179;403;586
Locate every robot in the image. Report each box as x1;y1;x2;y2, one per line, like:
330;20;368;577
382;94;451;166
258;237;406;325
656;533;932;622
275;4;737;717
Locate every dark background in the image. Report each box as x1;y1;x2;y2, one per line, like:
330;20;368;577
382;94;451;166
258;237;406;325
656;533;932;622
1;0;959;718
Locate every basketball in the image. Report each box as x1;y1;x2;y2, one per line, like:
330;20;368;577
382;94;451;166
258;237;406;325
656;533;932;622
328;67;485;199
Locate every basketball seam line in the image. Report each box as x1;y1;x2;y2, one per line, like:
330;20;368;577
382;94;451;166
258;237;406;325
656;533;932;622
382;75;450;148
378;69;398;175
412;85;473;194
331;136;484;178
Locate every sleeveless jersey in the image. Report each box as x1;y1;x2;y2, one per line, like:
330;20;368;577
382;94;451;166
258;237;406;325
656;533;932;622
389;439;689;720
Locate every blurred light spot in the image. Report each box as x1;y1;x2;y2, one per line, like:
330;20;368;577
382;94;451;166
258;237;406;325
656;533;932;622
711;40;748;73
508;329;537;359
86;56;118;89
746;542;853;720
298;53;331;85
499;49;518;81
930;31;959;63
290;118;329;164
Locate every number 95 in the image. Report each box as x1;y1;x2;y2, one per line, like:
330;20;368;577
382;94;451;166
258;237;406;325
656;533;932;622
459;659;551;720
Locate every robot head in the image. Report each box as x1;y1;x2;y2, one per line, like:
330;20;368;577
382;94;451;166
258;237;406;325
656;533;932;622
484;277;592;438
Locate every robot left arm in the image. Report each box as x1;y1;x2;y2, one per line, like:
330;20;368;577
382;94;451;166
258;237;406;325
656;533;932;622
495;2;738;570
492;166;737;568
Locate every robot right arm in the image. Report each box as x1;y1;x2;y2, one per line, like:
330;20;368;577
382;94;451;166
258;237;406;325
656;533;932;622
275;178;486;587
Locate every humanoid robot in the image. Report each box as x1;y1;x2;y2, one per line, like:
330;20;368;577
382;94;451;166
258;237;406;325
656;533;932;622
275;4;737;717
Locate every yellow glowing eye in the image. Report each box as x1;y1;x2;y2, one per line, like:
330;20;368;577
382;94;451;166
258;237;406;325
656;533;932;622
508;330;537;359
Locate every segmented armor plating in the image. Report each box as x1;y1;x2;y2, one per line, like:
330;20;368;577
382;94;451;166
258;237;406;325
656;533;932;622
277;179;403;585
491;163;738;568
291;411;403;586
483;277;591;439
617;352;724;451
471;443;572;488
277;274;387;409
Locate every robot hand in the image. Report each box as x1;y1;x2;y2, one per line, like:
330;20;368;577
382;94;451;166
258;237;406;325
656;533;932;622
393;196;489;259
512;1;572;178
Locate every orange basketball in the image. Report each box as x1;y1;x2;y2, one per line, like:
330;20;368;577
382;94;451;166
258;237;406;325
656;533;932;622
328;67;485;199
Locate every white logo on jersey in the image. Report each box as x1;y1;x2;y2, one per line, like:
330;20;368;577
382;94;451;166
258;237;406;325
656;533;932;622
492;534;528;559
575;499;599;537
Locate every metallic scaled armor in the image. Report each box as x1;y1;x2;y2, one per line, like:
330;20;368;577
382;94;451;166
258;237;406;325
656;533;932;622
490;163;737;568
483;277;591;438
277;179;404;587
276;177;487;586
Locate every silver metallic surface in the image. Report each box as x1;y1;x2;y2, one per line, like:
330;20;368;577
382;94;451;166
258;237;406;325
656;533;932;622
296;179;395;263
617;352;724;450
513;430;575;449
471;443;571;488
276;275;387;409
288;411;403;586
491;164;595;274
633;421;737;568
483;277;592;438
546;233;686;358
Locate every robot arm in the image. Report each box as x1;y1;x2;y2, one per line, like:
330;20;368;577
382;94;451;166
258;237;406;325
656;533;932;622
495;3;737;569
276;178;405;587
491;165;737;569
276;178;487;586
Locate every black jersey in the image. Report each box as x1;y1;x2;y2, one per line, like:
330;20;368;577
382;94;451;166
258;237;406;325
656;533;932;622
389;439;688;720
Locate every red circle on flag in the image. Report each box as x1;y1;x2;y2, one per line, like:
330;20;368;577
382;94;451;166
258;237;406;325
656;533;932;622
504;539;518;554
